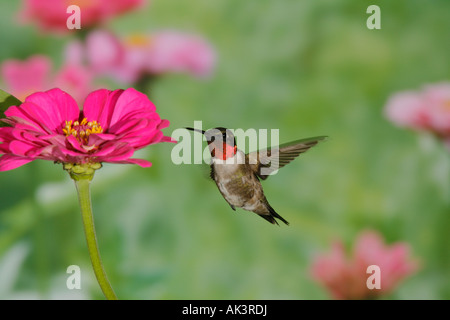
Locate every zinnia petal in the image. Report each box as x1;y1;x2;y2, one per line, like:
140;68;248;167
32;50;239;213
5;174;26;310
15;88;80;134
107;88;156;128
82;88;121;128
0;154;33;171
113;158;152;167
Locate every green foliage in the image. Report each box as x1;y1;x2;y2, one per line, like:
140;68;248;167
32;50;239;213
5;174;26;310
0;89;21;126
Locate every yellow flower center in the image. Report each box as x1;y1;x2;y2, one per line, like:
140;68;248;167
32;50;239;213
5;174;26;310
66;0;100;10
443;100;450;111
125;34;152;48
63;118;103;145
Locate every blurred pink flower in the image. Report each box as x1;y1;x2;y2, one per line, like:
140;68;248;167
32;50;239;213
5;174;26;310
54;64;93;106
0;88;172;171
19;0;145;33
1;55;93;105
384;82;450;146
311;230;419;300
85;30;144;84
77;29;215;84
1;55;51;101
145;31;216;77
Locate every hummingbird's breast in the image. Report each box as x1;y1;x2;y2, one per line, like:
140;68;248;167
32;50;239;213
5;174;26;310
212;150;264;209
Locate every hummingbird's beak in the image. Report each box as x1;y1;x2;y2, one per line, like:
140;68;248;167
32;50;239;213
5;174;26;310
185;127;205;135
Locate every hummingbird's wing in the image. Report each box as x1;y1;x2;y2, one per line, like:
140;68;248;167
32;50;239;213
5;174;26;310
246;136;327;180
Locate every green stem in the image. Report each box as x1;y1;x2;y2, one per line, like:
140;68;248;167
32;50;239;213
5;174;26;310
74;178;118;300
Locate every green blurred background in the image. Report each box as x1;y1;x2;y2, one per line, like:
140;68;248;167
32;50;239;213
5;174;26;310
0;0;449;299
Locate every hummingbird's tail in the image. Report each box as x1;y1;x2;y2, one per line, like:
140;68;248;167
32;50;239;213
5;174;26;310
258;205;289;226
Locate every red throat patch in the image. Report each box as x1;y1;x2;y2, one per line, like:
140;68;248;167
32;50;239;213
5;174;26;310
212;143;237;160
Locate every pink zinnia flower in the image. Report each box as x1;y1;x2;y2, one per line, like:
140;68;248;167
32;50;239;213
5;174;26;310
311;230;419;300
19;0;145;33
0;88;172;171
384;82;450;147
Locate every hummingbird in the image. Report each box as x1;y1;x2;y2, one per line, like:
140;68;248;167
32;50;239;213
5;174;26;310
186;127;327;225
